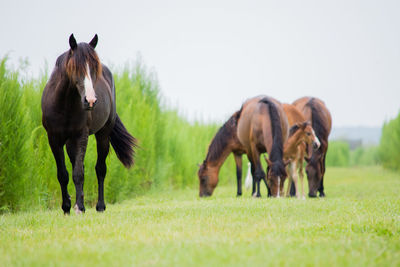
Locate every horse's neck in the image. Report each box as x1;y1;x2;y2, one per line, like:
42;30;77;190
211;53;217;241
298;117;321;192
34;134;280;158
206;145;233;171
52;78;80;108
283;131;303;159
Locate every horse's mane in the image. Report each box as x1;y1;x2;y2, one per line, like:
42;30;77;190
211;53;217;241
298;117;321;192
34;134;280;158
205;107;242;162
259;98;286;177
55;43;102;80
306;98;328;142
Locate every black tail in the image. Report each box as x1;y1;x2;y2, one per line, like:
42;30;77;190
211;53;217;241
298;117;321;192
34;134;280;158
306;98;329;143
110;114;137;168
259;98;284;162
259;97;287;179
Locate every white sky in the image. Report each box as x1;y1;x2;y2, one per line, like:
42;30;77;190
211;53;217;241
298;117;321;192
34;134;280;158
1;0;399;127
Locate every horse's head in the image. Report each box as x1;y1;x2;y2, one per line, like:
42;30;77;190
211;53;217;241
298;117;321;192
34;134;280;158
305;153;323;197
292;122;320;151
198;161;218;197
264;156;288;197
65;34;102;110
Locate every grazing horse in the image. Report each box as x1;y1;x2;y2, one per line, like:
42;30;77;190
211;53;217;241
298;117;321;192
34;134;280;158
237;96;289;197
292;97;332;197
280;103;320;199
198;110;246;197
42;34;137;214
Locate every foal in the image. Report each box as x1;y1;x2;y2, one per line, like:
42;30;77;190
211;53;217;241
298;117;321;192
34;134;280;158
282;104;320;198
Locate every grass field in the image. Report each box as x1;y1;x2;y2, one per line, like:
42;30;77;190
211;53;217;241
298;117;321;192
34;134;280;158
1;166;399;266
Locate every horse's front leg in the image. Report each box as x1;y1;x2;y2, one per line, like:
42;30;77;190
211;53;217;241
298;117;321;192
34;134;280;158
252;156;264;198
234;154;243;197
68;133;89;214
95;132;110;212
48;135;71;214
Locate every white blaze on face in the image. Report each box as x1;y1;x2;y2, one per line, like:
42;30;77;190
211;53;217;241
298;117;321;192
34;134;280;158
312;129;321;148
84;63;97;107
277;176;281;198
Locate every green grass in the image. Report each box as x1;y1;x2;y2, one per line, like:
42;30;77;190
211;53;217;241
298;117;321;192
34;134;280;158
1;166;399;266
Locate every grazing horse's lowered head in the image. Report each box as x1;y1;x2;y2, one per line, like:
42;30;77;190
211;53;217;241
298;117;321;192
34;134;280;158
198;161;217;197
64;34;101;110
198;110;244;197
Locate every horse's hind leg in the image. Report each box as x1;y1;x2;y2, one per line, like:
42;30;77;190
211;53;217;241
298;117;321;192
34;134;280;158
249;159;256;196
252;156;264;198
48;135;71;214
95;132;110;212
234;154;243;197
318;152;327;197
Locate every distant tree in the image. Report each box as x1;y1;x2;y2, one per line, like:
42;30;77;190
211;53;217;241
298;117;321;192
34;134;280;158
379;112;400;171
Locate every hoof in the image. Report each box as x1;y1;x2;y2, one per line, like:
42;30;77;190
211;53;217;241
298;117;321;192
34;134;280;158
74;204;85;215
96;203;106;212
319;192;326;198
62;202;71;214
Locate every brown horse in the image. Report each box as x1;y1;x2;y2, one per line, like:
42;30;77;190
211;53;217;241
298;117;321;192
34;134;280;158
280;103;320;198
237;96;289;197
42;34;137;214
292;97;332;197
198;110;246;197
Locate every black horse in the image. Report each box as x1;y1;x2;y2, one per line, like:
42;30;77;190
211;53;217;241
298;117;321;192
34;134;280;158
42;34;137;214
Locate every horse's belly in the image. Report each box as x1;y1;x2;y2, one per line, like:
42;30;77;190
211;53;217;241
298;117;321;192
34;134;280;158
88;108;111;134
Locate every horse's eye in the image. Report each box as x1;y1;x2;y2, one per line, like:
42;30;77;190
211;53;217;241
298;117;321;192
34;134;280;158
306;132;311;136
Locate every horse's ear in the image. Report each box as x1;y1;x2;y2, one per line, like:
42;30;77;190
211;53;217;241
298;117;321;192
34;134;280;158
69;34;77;50
89;34;98;49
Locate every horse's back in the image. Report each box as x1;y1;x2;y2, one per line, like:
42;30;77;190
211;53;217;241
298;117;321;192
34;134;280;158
237;96;288;153
283;103;306;127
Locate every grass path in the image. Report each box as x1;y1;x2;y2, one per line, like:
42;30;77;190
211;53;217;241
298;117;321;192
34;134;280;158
1;166;399;266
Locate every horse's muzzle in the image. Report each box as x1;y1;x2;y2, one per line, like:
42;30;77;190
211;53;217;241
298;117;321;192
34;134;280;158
199;191;211;197
84;98;97;110
312;142;319;151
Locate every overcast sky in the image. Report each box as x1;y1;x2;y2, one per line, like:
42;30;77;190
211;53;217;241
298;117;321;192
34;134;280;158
1;0;399;127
